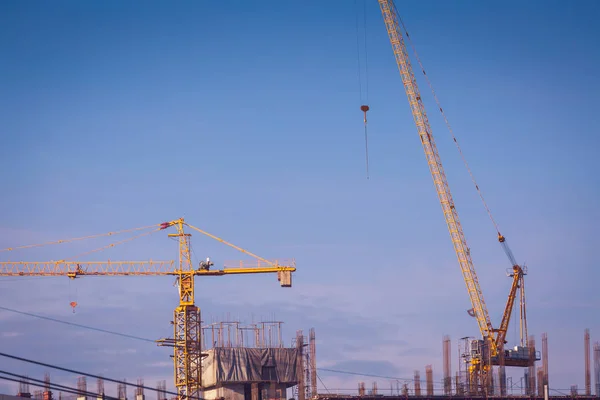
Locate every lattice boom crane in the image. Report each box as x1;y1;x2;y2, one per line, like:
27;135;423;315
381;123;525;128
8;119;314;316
376;0;492;341
0;218;296;400
376;0;537;393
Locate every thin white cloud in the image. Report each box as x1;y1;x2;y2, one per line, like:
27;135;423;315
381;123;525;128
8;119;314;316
1;331;22;337
83;348;138;356
145;361;172;368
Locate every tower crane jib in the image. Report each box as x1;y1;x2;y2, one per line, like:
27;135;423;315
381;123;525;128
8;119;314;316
0;218;296;400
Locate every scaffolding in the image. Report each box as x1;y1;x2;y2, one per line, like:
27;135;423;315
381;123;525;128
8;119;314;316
527;335;537;396
117;380;126;400
413;371;420;397
585;329;591;396
542;333;549;390
135;379;144;400
76;377;87;400
594;342;600;397
202;321;284;349
156;381;167;400
291;329;317;400
197;323;315;400
96;376;104;399
443;336;451;395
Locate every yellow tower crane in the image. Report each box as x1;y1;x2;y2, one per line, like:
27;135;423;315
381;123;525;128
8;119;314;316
0;218;296;400
375;0;538;394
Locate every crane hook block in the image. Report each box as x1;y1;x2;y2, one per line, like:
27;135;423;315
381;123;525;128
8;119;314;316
361;105;370;124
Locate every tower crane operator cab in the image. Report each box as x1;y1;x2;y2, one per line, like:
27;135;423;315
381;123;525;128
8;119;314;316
199;257;213;271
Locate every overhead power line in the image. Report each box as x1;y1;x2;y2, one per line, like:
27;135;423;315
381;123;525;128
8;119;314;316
0;306;582;395
316;373;331;393
0;305;155;342
317;367;443;387
0;352;204;400
0;371;119;400
0;305;452;391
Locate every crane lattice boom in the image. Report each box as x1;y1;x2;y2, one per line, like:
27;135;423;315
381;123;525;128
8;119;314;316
377;0;494;345
0;261;296;278
375;2;539;393
0;261;175;276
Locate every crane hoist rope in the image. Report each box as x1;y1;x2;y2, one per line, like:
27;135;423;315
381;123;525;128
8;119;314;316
0;223;159;252
375;1;537;392
355;0;371;179
395;14;521;269
68;228;162;261
394;9;529;350
376;0;494;345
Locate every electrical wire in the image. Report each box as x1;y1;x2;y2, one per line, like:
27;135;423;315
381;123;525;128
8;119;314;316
0;352;204;400
1;306;571;395
316;373;331;393
316;367;447;387
0;306;441;390
0;370;120;400
0;305;155;343
0;375;112;400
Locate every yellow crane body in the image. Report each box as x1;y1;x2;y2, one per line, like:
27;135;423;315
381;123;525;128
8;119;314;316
0;261;294;279
377;0;492;342
0;218;296;400
376;0;538;392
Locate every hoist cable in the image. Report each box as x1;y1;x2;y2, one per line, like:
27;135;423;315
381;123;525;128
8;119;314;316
396;15;506;238
0;224;160;252
355;0;371;179
362;0;370;179
66;228;162;261
397;14;521;266
364;123;370;179
362;0;370;104
354;0;364;103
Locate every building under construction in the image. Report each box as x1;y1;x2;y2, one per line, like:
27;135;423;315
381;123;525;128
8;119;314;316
318;330;600;400
1;322;317;400
3;327;600;400
199;321;317;400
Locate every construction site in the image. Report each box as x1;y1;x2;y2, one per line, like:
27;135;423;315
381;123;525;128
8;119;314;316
0;1;598;400
2;326;599;400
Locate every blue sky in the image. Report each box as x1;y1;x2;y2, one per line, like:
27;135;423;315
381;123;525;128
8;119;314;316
1;0;599;397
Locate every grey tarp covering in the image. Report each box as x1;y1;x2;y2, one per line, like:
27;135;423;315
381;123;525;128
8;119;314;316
202;347;299;387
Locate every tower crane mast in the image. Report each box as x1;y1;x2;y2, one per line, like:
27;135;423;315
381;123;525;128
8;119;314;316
375;0;538;392
0;218;296;400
